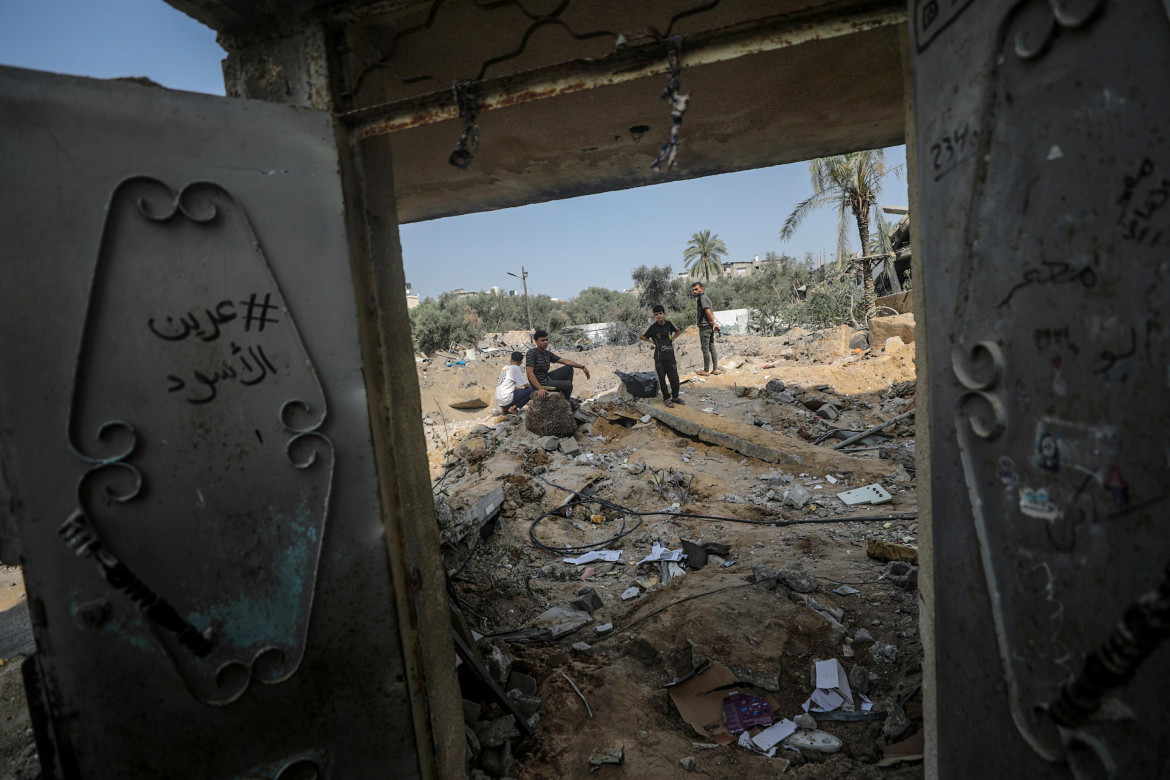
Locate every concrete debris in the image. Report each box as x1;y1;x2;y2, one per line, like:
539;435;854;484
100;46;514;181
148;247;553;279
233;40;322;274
882;560;919;589
595;622;613;633
873;641;899;663
882;702;912;742
507;670;538;697
751;564;779;589
484;644;514;687
852;628;876;646
816;403;839;420
463;699;482;725
572;641;592;653
763;379;787;396
465;725;481;761
849;331;870;351
571;587;603;613
777;562;818;593
560;436;581;456
543;436;561;451
476;714;519;748
869;313;916;345
507;689;542;720
468;424;493;436
849;664;873;695
794;713;818;730
480;742;514;777
588;747;623;768
531;607;593;639
679;756;696;772
784;483;812;509
867;539;919;564
621;586;641;600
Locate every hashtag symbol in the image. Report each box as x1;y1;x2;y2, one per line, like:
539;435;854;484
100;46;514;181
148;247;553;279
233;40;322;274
240;292;279;332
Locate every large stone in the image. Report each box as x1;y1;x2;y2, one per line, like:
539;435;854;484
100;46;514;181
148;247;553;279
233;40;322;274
570;587;603;613
849;331;870;351
869;313;916;345
560;436;581;455
525;393;576;437
457;437;488;462
475;714;518;748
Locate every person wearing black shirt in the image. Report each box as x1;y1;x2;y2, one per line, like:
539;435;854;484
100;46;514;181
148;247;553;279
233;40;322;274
640;305;685;407
691;281;721;375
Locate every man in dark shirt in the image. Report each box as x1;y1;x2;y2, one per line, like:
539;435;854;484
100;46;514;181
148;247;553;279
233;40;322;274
525;329;591;403
640;305;685;407
692;281;721;375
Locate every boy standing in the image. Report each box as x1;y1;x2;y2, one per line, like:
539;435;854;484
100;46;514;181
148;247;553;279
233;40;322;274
494;351;533;415
640;305;685;407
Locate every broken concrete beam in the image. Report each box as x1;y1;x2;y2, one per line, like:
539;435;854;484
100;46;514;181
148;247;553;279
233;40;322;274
636;401;897;479
439;486;506;545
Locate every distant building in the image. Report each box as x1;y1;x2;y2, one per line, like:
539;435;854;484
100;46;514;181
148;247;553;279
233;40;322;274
405;282;419;309
490;286;502;295
721;255;763;277
446;288;478;300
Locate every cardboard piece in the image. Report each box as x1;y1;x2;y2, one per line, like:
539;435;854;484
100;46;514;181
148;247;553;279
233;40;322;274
803;659;854;713
666;662;780;739
875;730;925;767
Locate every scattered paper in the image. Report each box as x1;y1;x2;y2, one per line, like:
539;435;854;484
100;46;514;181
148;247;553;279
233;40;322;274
859;692;874;711
837;484;893;505
637;542;686;565
667;662;780;739
804;659;855;712
737;731;777;758
563;550;622;565
752;719;798;750
808;689;846;712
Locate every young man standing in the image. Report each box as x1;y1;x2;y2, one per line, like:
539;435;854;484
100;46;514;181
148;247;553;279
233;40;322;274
640;305;685;407
525;330;591;403
692;281;721;375
494;351;533;415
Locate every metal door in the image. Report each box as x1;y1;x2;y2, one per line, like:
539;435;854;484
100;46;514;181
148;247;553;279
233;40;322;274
0;65;423;778
912;2;1170;777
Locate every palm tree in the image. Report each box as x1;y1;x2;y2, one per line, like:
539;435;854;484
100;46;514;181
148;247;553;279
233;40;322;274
682;230;729;281
780;150;900;322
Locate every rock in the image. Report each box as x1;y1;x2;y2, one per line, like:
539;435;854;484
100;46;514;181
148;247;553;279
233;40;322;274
869;313;916;345
465;724;481;761
507;689;542;719
728;664;780;691
588;747;624;768
531;607;593;639
560;436;581;455
778;562;818;593
475;714;518;748
484;644;514;687
882;703;912;741
852;628;876;646
882;560;919;590
849;331;870;351
873;641;899;663
595;622;614;633
468;424;492;436
735;386;761;398
543;436;560;451
571;641;593;653
816;404;839;421
763;379;787;396
571;587;603;613
866;539;919;564
785;484;812;509
751;564;778;589
480;742;514;777
621;586;641;600
506;670;538;697
794;713;818;730
457;437;488;461
680;756;696;772
526;393;577;437
848;664;871;695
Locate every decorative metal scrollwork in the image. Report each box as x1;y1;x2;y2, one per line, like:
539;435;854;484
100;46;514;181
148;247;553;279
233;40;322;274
953;340;1008;440
1009;0;1107;60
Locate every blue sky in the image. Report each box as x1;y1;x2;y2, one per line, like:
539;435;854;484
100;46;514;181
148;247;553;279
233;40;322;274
0;1;907;299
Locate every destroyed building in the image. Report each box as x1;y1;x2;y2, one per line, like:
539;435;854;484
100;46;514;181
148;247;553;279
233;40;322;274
0;1;1167;779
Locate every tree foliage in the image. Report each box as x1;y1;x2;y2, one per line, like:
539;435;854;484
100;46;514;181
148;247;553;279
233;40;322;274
779;150;901;322
682;230;729;281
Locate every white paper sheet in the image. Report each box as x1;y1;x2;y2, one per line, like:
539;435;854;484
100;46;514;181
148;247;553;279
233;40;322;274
809;689;846;712
752;719;798;750
563;550;622;564
636;542;686;565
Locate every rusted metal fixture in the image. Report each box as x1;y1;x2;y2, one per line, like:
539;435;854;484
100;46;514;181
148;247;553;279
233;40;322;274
339;2;906;138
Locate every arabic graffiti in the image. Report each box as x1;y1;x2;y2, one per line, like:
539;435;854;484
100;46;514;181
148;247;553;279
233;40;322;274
149;292;283;404
1116;157;1168;246
997;260;1097;309
148;293;280;342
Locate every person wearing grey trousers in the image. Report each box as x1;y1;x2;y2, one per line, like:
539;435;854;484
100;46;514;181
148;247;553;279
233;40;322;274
692;281;721;375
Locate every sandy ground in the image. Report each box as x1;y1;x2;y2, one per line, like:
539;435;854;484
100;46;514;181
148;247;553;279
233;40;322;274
431;326;924;778
0;323;922;779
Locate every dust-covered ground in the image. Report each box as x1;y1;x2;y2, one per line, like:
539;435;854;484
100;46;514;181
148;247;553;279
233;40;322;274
431;322;925;778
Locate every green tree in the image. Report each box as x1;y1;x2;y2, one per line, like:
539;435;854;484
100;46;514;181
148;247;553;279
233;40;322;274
682;230;729;281
780;150;900;322
631;264;674;308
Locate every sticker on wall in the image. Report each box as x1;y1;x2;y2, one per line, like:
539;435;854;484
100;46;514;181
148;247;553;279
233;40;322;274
1019;487;1061;520
997;456;1020;486
1032;418;1119;482
1035;432;1061;472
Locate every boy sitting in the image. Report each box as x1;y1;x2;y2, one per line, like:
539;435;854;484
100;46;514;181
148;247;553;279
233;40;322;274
639;305;685;408
494;351;533;415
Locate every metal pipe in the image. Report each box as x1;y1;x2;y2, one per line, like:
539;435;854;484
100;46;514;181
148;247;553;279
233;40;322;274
340;2;906;138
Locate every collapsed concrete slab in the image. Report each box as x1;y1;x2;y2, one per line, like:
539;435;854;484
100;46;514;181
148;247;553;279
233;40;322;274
636;401;897;479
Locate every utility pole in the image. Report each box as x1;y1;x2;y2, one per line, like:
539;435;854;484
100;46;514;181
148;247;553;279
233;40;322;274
508;267;533;332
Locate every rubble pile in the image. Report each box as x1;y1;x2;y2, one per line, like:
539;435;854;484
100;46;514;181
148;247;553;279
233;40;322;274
429;323;925;778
